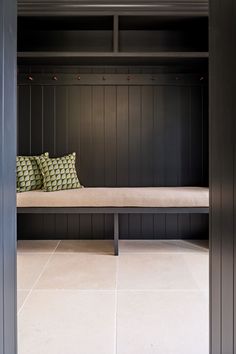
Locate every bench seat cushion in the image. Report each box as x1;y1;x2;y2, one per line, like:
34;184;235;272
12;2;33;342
17;187;209;208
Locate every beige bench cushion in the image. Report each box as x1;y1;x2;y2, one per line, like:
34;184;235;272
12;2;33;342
17;187;209;208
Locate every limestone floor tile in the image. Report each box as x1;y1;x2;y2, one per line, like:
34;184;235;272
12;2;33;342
119;240;184;254
119;240;209;254
178;240;209;252
183;253;209;290
117;290;209;354
35;254;117;290
18;290;116;354
17;253;52;290
117;254;198;290
17;240;59;253
56;240;114;255
17;290;29;312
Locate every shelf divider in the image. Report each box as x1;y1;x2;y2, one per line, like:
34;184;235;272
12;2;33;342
113;15;119;53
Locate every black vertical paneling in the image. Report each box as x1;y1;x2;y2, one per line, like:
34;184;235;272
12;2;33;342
79;214;93;239
165;215;178;238
141;214;154;239
18;86;31;154
43;213;56;239
141;86;154;185
154;86;165;185
128;86;141;186
116;86;129;186
203;86;209;186
128;86;142;236
0;0;17;352
30;86;44;233
105;86;117;186
31;86;43;154
55;86;68;156
67;86;81;235
178;214;191;237
190;86;203;185
67;214;79;239
18;73;207;188
154;214;166;237
55;87;70;236
92;214;105;239
43;86;55;153
141;86;155;236
92;86;105;186
165;87;181;186
18;70;208;240
210;0;236;353
79;86;93;186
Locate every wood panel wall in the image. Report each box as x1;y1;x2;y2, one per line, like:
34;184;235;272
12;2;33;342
17;66;208;240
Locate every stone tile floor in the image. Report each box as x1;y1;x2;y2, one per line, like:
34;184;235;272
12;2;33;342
17;239;209;354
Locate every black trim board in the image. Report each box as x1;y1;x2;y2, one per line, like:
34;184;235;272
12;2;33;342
17;207;209;214
18;73;207;86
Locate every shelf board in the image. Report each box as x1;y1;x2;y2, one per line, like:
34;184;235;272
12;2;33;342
17;51;209;65
18;51;209;59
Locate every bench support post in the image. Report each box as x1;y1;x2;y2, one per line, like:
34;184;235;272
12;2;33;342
114;213;119;256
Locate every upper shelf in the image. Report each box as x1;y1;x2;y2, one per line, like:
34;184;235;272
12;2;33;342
17;14;208;65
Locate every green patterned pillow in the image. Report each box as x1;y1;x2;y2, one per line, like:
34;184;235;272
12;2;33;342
16;153;49;192
38;152;82;192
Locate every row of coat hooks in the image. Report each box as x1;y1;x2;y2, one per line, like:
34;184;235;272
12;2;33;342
26;75;205;82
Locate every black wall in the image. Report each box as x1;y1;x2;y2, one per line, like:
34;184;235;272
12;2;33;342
17;65;208;240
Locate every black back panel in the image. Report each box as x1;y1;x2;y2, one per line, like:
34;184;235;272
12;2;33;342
17;66;208;240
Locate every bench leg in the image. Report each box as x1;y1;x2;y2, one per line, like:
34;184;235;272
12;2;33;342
114;213;119;256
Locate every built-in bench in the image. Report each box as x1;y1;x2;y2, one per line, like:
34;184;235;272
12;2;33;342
17;187;209;255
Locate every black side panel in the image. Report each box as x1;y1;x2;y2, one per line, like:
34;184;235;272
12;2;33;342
0;0;17;353
210;0;236;353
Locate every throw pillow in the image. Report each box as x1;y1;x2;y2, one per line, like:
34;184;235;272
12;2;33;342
38;152;82;192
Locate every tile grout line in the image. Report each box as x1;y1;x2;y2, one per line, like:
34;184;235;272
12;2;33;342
118;252;208;255
17;251;209;255
18;240;61;314
17;288;208;292
114;255;119;354
18;240;62;255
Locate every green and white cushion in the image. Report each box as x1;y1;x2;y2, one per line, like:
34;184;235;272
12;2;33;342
38;152;82;192
16;152;49;192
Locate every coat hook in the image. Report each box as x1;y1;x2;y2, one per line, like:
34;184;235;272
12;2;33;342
28;75;34;81
200;76;204;81
102;76;106;81
77;75;81;81
127;75;131;81
52;75;58;81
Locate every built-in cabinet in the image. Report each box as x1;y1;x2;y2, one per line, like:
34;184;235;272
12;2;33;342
17;13;209;240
